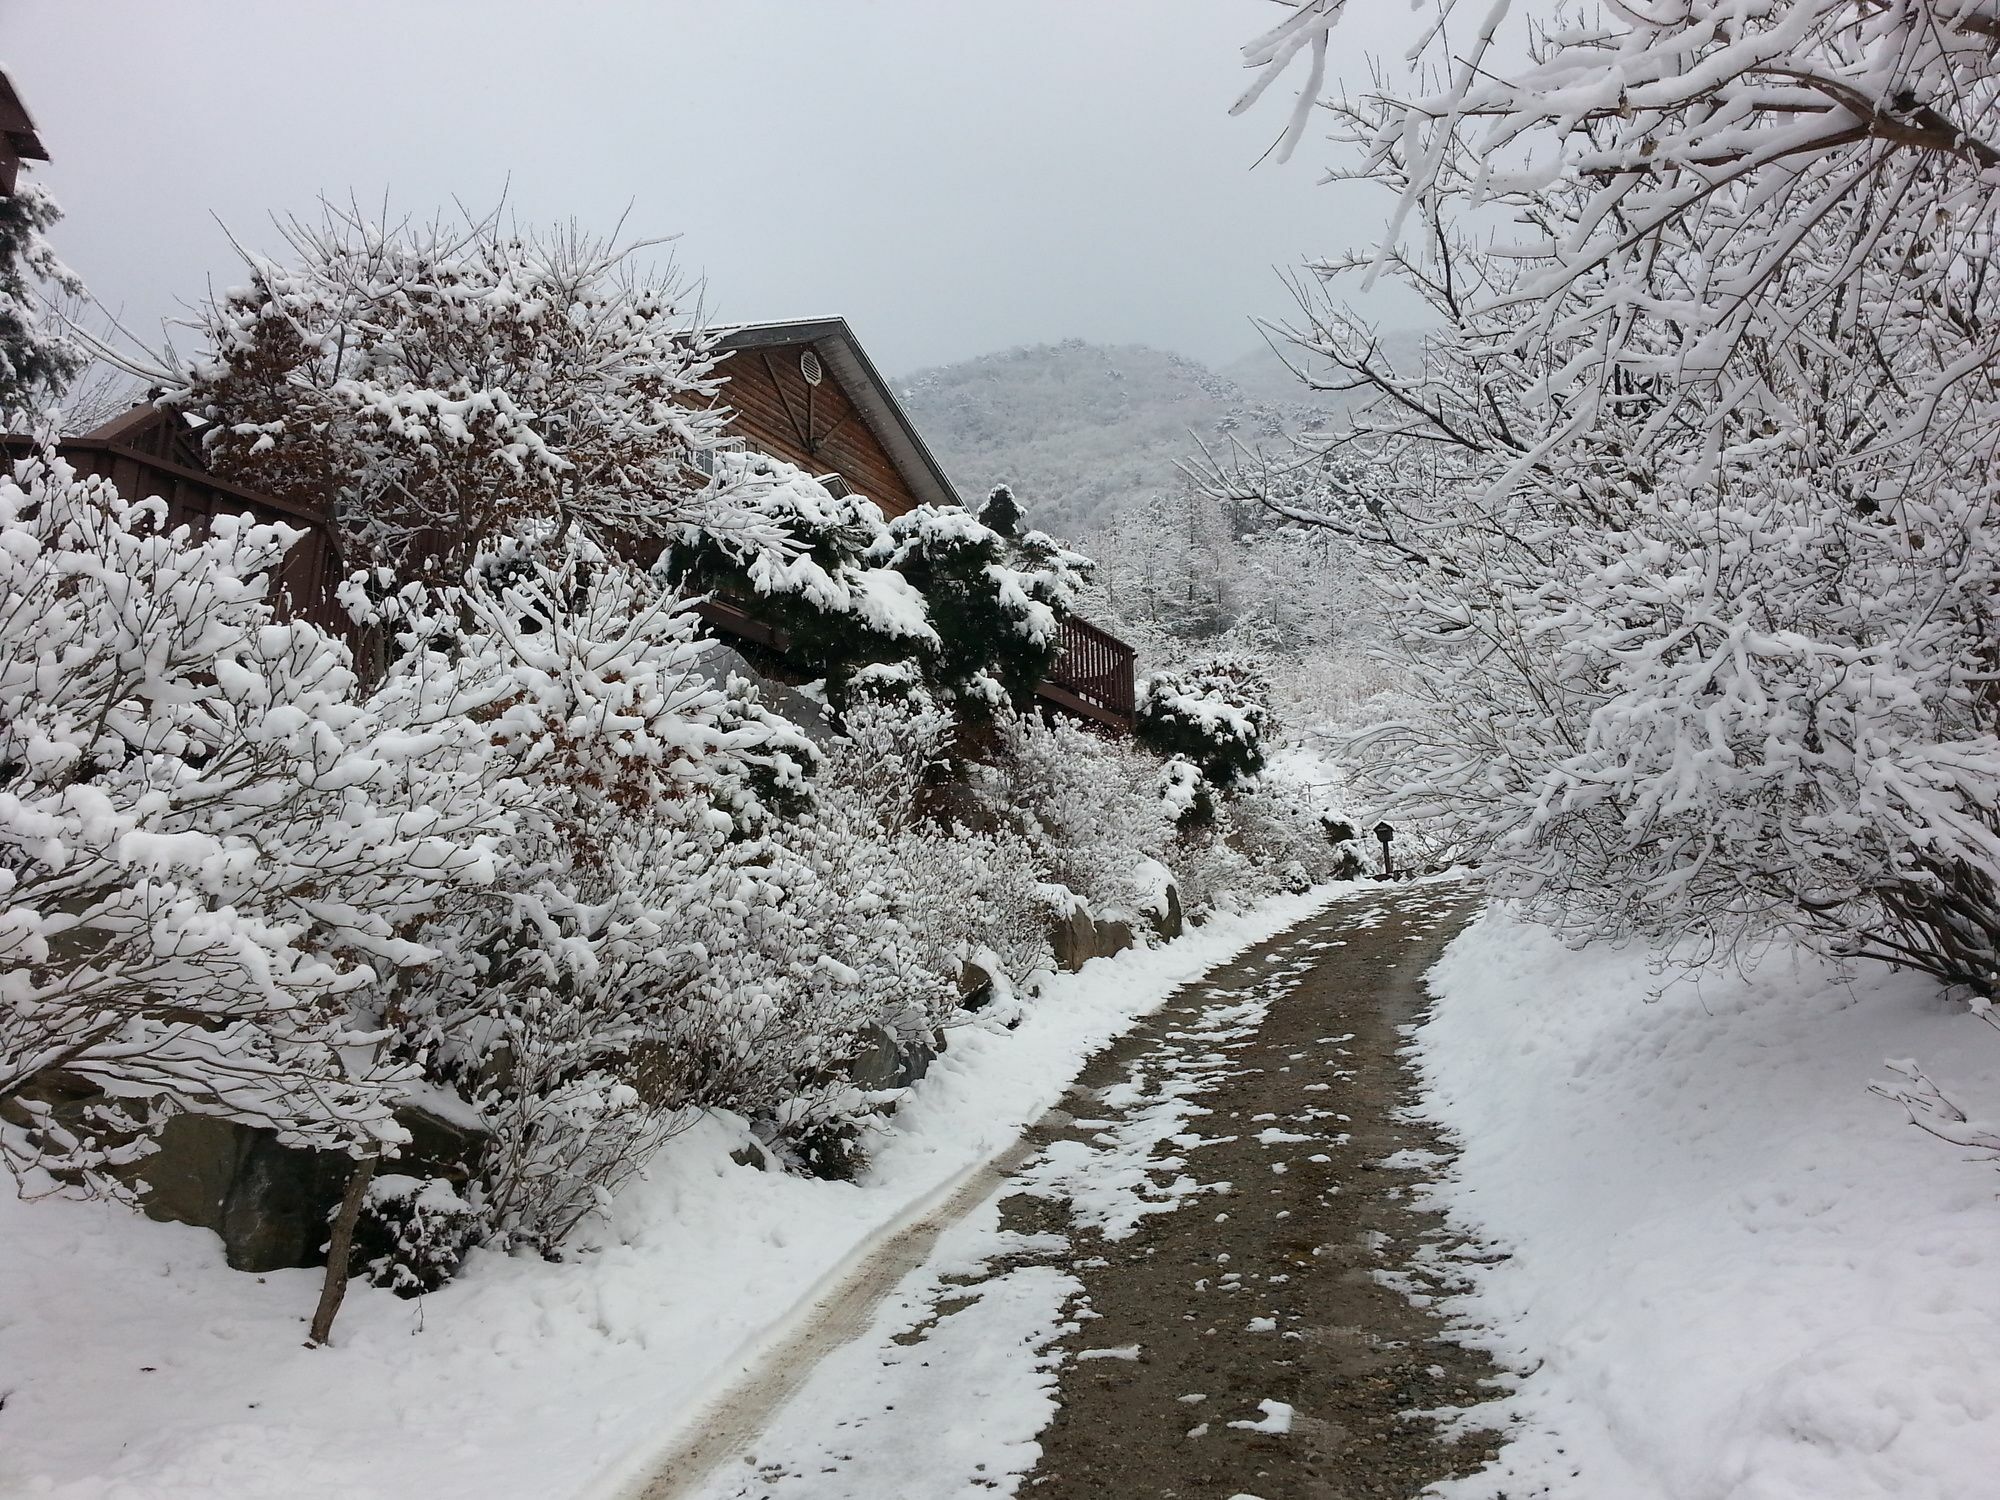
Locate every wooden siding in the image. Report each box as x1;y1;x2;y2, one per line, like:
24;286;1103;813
2;431;350;637
716;344;926;517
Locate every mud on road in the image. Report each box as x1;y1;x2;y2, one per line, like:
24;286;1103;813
1005;882;1502;1500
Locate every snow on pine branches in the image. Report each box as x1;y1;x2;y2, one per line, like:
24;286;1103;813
663;457;1091;717
1136;655;1274;799
0;182;84;421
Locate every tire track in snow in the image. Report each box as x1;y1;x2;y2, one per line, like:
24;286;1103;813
613;1135;1041;1500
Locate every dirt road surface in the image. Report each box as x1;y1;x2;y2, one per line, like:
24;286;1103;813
668;882;1501;1500
1010;882;1500;1499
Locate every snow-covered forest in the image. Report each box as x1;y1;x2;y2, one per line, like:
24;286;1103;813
3;1;1999;1496
904;341;1401;726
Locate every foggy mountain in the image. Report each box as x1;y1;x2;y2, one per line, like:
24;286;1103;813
896;339;1338;535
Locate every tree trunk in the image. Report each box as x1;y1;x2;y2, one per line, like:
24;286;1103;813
307;1152;378;1347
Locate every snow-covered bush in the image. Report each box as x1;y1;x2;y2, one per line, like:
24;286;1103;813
357;1173;480;1296
876;505;1089;718
1135;655;1272;792
369;541;823;1250
167;205;779;587
977;482;1023;539
659;453;937;698
0;457;505;1194
986;710;1175;924
665;466;1090;723
809;694;1048;994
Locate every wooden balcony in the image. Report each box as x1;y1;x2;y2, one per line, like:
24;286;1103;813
1036;614;1136;733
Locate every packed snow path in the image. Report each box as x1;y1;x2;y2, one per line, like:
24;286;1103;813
657;883;1499;1500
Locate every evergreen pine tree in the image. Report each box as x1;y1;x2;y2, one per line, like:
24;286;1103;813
0;183;84;419
978;482;1023;539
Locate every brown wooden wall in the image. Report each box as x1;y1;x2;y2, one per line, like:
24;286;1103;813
716;344;928;517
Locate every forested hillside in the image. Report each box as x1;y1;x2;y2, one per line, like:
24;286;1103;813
900;339;1398;721
898;339;1327;534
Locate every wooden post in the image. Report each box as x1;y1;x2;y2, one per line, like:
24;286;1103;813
1374;821;1396;879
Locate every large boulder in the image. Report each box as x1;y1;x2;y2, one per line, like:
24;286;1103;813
1051;906;1100;973
958;955;997;1012
138;1093;491;1273
140;1114;350;1273
689;640;835;744
1052;906;1141;971
1096;918;1138;959
841;1023;942;1091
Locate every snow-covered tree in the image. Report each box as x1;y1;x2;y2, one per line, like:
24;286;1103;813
1229;0;2000;991
660;452;938;697
876;503;1090;716
363;538;823;1249
978;482;1023;539
0;182;84;420
167;205;778;587
0;458;506;1195
1135;655;1274;794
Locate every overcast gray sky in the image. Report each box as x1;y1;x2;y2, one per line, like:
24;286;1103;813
8;0;1414;375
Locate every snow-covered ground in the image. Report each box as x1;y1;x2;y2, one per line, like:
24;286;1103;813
1416;909;2000;1500
0;885;1345;1500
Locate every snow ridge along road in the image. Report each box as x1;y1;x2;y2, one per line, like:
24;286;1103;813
620;1131;1043;1500
660;881;1495;1500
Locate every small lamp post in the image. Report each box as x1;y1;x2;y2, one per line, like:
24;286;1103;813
1374;820;1396;878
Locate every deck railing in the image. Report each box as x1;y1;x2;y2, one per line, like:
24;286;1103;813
3;429;351;636
1037;614;1136;732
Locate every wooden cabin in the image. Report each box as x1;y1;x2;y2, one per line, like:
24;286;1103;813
710;318;1136;730
712;318;955;519
13;319;1136;730
0;72;48;198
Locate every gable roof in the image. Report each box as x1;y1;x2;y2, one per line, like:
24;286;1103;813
0;72;49;165
713;317;962;512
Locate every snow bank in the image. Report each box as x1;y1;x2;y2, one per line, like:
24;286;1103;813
0;883;1350;1500
1416;909;2000;1500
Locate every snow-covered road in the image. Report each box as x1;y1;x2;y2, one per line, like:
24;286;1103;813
660;882;1489;1500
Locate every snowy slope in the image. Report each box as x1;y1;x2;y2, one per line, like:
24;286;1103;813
0;886;1346;1500
1415;910;2000;1499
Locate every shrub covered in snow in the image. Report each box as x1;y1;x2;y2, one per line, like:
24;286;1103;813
985;711;1178;925
0;457;506;1194
1134;654;1273;792
167;205;778;587
877;505;1089;717
665;464;1090;722
659;453;937;697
